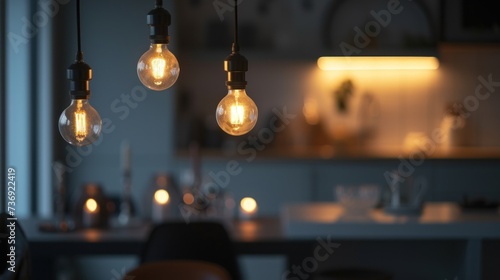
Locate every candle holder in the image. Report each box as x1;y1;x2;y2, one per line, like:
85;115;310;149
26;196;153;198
144;172;180;223
74;183;109;229
119;140;133;225
239;197;258;220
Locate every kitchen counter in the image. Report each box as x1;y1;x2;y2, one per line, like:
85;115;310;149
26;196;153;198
281;202;500;239
281;202;500;280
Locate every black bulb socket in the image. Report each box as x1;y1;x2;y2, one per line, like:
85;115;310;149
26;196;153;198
224;52;248;90
67;60;92;99
147;5;171;44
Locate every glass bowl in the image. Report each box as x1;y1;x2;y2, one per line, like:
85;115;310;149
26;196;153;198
335;184;380;215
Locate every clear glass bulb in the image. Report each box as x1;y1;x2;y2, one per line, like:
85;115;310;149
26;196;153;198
58;99;102;146
216;89;258;136
137;43;180;91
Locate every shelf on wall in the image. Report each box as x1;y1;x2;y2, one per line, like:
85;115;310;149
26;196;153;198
175;146;500;161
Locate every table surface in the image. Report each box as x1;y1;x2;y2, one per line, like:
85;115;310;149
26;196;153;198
21;217;298;257
22;217;283;242
282;202;500;239
21;202;500;257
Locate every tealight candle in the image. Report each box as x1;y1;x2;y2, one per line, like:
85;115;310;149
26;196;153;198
239;197;258;220
83;198;100;228
183;191;195;205
152;189;170;223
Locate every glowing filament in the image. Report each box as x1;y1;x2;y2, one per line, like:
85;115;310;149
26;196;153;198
230;105;244;125
74;101;87;142
151;57;166;81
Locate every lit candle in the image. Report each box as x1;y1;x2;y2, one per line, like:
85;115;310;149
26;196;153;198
83;198;100;228
183;192;195;205
152;189;170;222
239;197;258;220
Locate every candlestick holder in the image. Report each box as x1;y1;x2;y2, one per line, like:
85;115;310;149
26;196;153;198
118;169;133;225
74;183;109;229
118;140;133;225
239;197;258;220
144;172;180;223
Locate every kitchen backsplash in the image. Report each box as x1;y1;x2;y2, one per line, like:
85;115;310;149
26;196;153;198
177;44;500;151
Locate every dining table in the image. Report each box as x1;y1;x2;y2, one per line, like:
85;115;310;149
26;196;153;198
21;202;500;280
21;216;313;280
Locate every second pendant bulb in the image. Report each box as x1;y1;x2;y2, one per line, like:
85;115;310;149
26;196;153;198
137;43;180;91
216;89;258;136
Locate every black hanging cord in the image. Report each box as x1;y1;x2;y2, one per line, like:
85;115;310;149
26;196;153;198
232;0;239;53
68;0;92;99
156;0;163;7
224;0;247;89
76;0;83;61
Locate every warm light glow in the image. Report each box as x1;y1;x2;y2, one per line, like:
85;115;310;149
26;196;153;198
151;45;167;81
317;56;439;71
183;192;195;205
303;97;320;125
151;58;166;81
154;189;170;205
74;103;87;142
137;43;180;91
240;197;258;214
59;99;102;146
230;104;244;125
216;89;258;136
85;198;98;213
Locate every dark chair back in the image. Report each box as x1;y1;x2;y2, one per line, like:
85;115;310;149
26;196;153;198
125;260;232;280
141;221;241;280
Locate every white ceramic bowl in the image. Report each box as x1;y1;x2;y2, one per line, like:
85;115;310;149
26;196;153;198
335;185;380;214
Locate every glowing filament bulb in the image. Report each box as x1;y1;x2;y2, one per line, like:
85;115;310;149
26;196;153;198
216;89;258;136
137;44;180;91
59;99;102;146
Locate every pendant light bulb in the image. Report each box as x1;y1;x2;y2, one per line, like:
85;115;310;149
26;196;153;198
216;89;258;136
59;99;102;147
137;43;179;91
138;0;179;91
216;0;258;136
59;0;101;146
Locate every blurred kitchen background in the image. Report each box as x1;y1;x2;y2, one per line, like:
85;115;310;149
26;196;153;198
2;0;500;279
